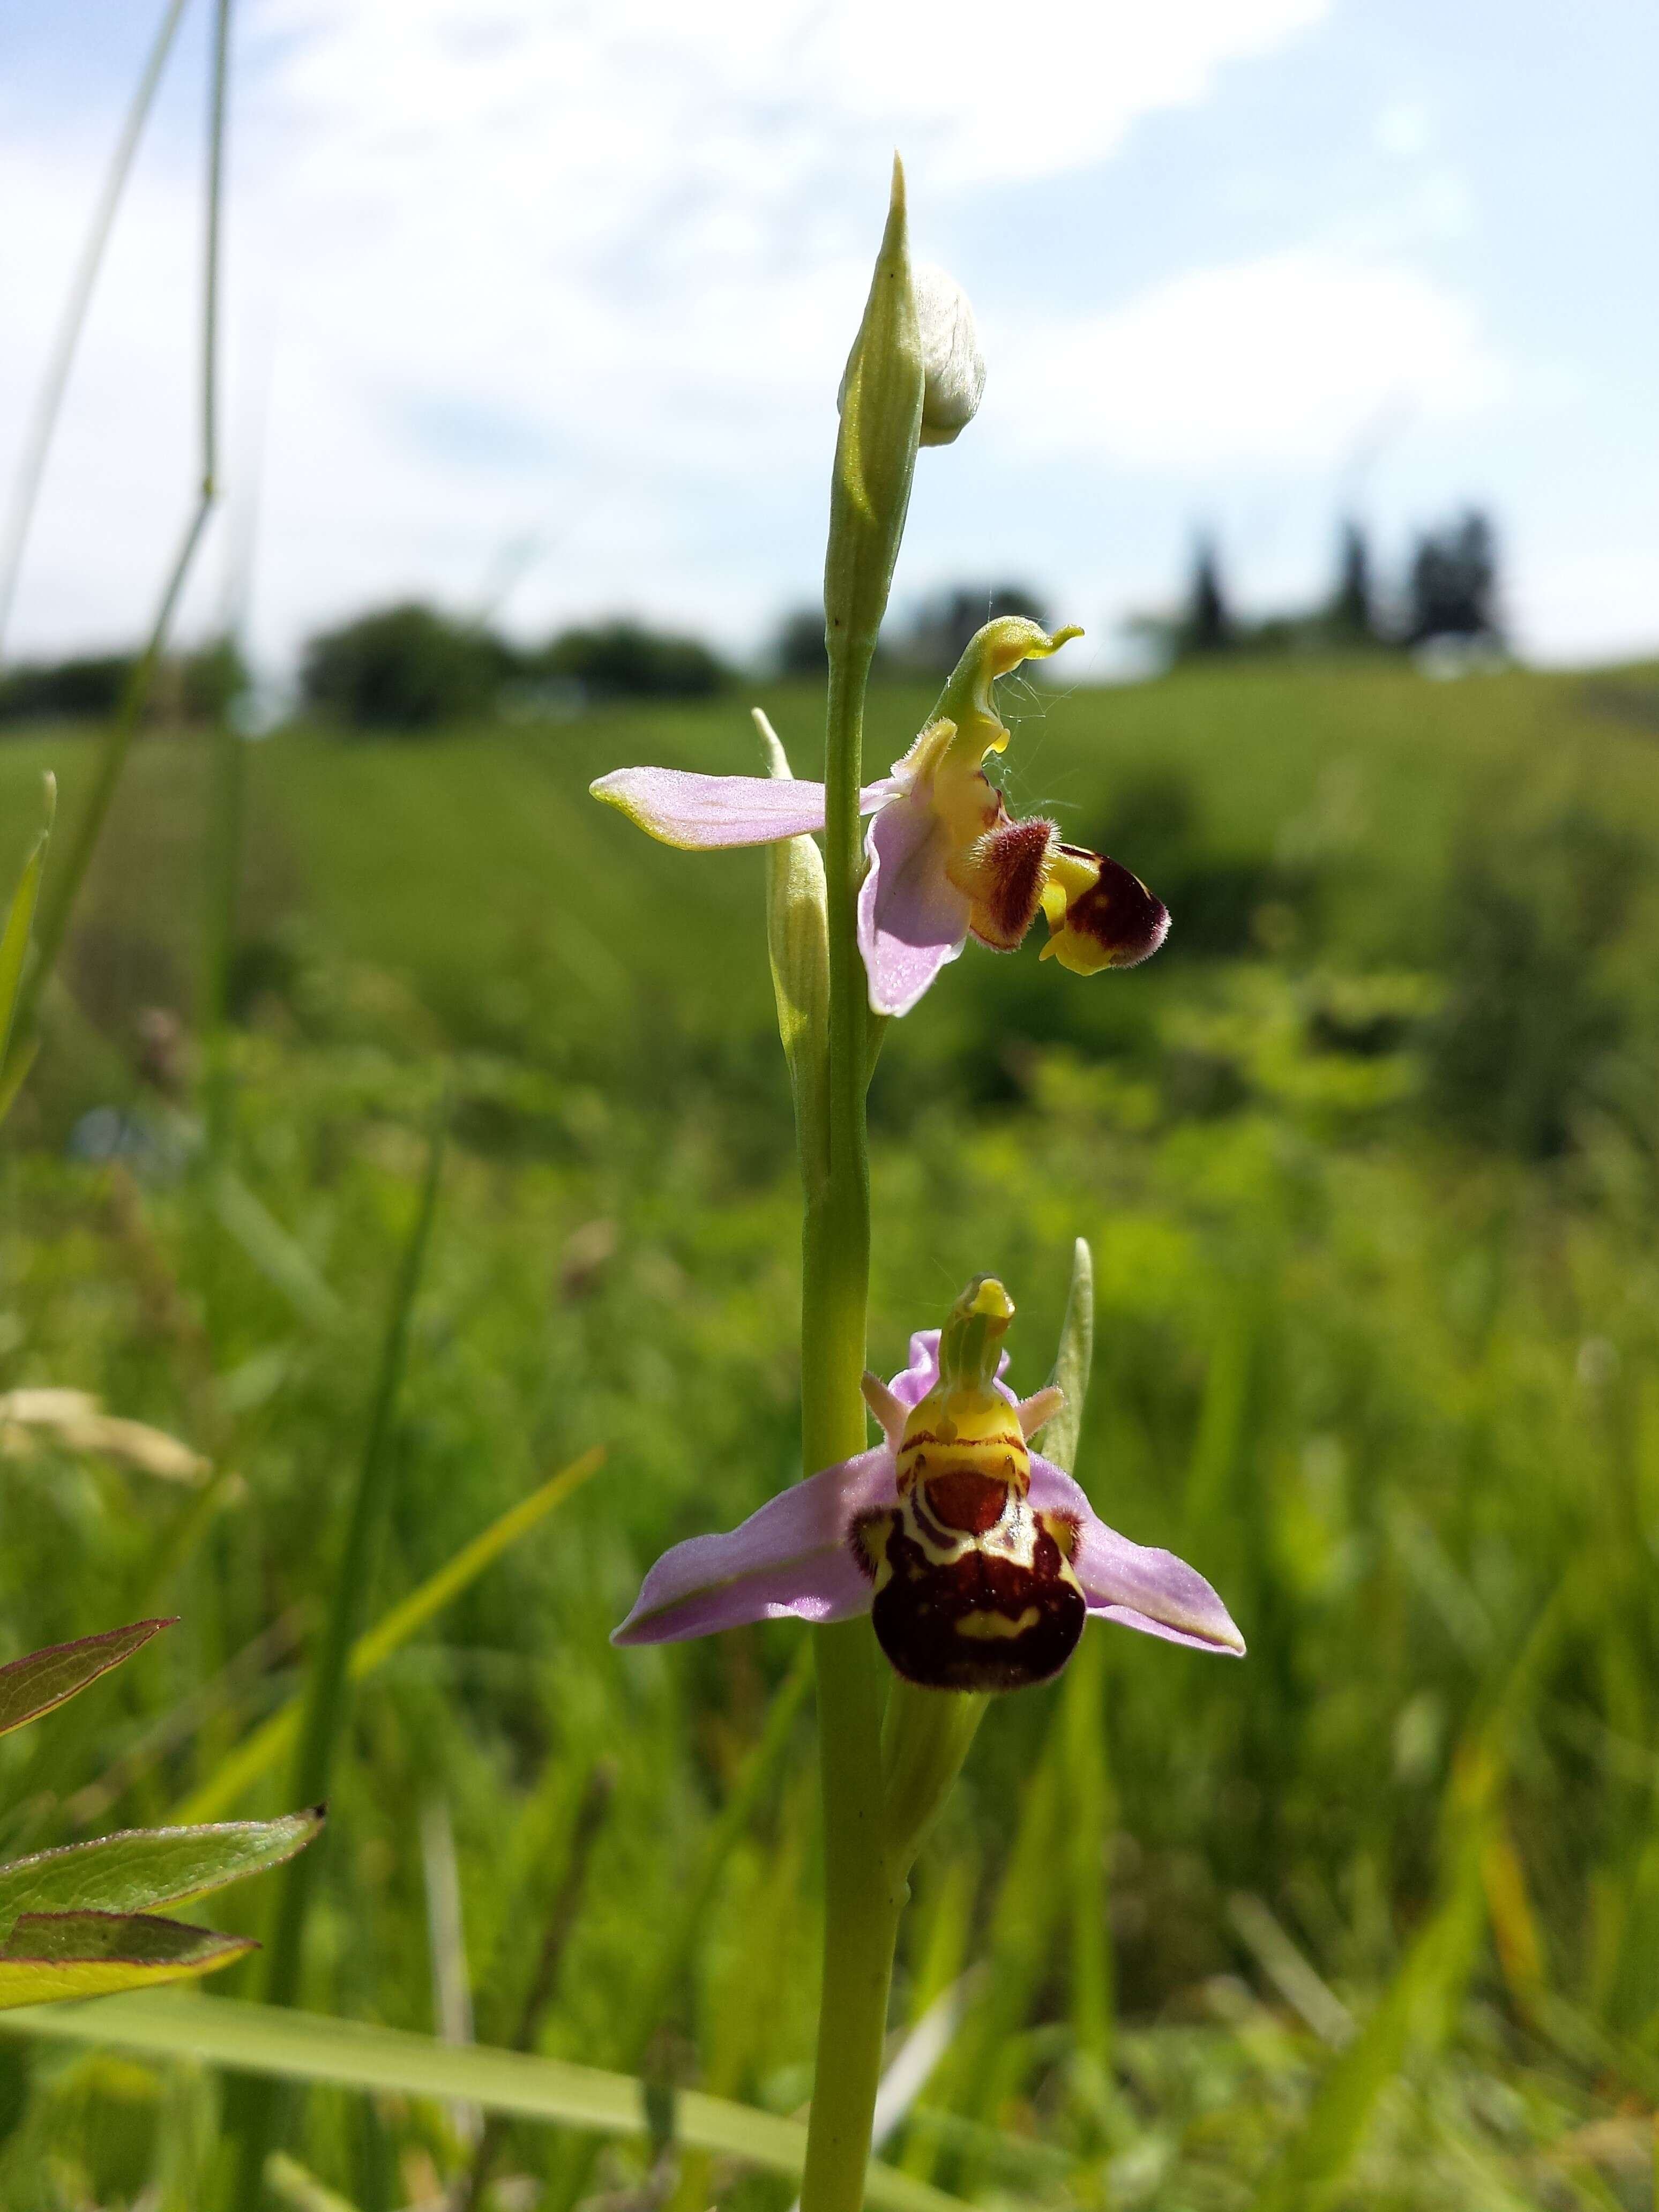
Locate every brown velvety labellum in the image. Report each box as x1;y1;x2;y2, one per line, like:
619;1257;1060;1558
1059;845;1170;967
862;1509;1087;1692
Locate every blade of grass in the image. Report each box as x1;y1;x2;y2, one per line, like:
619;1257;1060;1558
225;1108;445;2203
209;1169;346;1332
457;1759;615;2212
4;0;231;1076
1041;1237;1093;1477
0;0;192;659
0;775;54;1087
170;1444;602;1825
545;1644;813;2212
1045;1241;1114;2084
0;1989;965;2212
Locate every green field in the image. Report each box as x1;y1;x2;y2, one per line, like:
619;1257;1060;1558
4;654;1659;2207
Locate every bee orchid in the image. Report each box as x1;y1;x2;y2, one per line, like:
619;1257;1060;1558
615;1278;1243;1693
591;618;1169;1019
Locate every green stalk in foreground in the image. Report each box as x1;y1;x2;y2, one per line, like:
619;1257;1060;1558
6;0;233;1088
799;159;924;2212
225;1112;446;2208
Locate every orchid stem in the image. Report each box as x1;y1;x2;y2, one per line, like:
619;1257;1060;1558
798;159;923;2212
801;643;905;2212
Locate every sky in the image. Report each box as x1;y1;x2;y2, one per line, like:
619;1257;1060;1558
2;0;1655;681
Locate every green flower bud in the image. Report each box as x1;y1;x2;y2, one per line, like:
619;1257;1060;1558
754;709;829;1201
825;158;925;683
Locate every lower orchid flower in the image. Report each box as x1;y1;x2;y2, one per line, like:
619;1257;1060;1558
592;616;1170;1018
616;1277;1243;1692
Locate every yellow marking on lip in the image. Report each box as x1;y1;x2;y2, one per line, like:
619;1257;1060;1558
954;1605;1041;1641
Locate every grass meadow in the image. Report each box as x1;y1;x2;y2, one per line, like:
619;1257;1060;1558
3;653;1659;2207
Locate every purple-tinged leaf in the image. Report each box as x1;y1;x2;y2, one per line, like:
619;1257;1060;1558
0;1620;174;1740
0;1910;255;2009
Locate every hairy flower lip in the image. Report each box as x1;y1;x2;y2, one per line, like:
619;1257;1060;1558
612;1327;1244;1667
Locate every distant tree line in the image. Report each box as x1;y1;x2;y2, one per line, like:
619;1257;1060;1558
301;606;734;731
0;638;246;727
0;510;1507;737
304;587;1058;733
1153;509;1504;664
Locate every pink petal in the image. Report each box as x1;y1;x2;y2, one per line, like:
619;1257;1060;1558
592;771;895;851
857;792;970;1017
1028;1458;1245;1655
612;1446;896;1645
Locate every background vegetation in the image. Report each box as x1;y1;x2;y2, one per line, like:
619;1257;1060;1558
3;652;1659;2206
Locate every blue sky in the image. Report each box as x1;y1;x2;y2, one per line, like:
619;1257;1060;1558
2;0;1654;677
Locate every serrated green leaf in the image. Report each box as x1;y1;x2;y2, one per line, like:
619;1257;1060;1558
0;1809;323;1929
0;1620;173;1740
0;1990;963;2212
0;1912;254;2009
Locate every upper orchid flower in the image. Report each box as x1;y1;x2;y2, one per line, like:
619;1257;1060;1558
615;1277;1243;1693
591;617;1170;1018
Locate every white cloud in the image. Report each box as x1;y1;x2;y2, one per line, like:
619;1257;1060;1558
996;250;1506;472
0;0;1332;662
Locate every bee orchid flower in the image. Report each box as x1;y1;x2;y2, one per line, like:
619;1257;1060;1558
592;617;1169;1018
615;1277;1243;1692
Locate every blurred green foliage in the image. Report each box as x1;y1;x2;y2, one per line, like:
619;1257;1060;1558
300;606;510;734
0;657;1658;2201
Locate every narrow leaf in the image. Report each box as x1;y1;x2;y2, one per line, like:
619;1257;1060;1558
0;773;54;1085
0;1619;173;1740
173;1447;602;1824
0;1989;961;2212
755;708;829;1199
0;1808;323;1926
1042;1237;1094;1477
0;1911;253;2009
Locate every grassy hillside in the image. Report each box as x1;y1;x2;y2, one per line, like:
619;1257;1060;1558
3;657;1659;2206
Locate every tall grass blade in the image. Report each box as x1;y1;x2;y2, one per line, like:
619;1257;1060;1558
226;1108;445;2201
171;1445;602;1824
0;774;54;1089
0;1989;965;2212
210;1170;347;1331
545;1645;813;2212
5;0;231;1072
0;0;192;659
1043;1236;1094;1476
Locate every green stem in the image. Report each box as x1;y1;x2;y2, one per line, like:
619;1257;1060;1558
6;0;229;1078
797;158;923;2212
225;1109;446;2207
0;0;192;661
800;641;899;2212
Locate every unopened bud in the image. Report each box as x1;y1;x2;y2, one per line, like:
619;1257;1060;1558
914;262;985;447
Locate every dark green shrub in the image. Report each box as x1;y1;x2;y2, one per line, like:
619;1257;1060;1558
301;602;507;730
533;621;731;701
0;652;134;722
